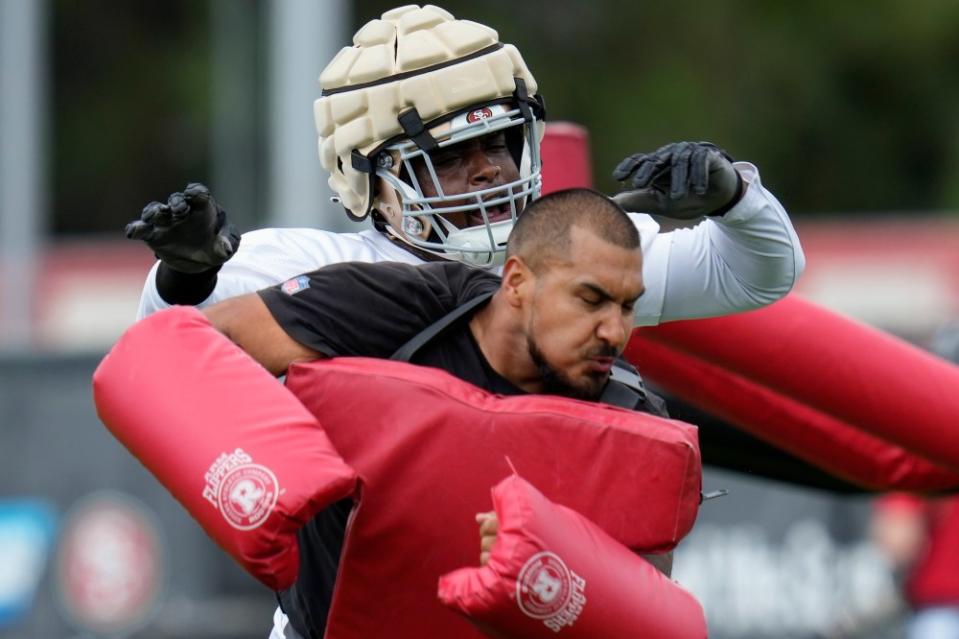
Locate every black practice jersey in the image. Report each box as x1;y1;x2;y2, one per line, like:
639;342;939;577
258;260;519;638
259;261;521;394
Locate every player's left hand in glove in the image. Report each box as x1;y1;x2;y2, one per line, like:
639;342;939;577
612;141;744;219
125;183;240;273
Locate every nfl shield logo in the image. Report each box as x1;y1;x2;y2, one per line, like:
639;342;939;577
281;275;310;295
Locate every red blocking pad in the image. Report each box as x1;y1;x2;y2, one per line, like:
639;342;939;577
285;357;701;639
630;295;959;475
626;334;959;491
540;121;593;193
438;474;707;639
93;307;357;590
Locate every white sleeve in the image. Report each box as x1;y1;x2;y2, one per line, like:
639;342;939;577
135;228;367;320
632;162;806;327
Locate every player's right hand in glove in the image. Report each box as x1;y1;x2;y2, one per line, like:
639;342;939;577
612;141;744;219
125;183;240;273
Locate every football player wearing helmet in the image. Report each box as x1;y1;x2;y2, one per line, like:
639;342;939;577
128;4;804;328
123;7;805;638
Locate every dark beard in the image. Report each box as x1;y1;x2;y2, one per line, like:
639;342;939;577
526;336;611;401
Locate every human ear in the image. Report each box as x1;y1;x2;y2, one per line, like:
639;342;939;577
500;256;531;308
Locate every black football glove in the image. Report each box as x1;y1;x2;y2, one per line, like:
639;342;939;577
612;142;743;219
125;183;240;273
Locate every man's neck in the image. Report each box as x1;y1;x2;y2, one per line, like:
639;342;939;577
469;294;544;394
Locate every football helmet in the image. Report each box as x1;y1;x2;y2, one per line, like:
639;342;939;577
313;4;545;266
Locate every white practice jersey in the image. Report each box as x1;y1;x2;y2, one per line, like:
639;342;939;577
136;162;805;326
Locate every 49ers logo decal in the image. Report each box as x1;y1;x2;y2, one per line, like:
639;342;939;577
466;107;494;123
516;551;587;631
202;448;279;530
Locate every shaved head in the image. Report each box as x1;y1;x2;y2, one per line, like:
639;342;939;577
506;188;640;273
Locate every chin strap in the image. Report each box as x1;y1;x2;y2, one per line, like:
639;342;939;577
398;108;440;153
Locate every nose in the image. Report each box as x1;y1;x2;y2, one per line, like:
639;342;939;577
466;149;502;186
595;309;629;351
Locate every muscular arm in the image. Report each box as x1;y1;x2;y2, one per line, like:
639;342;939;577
137;227;409;320
138;229;319;319
634;163;805;326
201;294;323;376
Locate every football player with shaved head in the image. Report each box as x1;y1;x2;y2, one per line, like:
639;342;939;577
203;188;658;637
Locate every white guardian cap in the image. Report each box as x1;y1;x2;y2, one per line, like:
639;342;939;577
314;4;545;266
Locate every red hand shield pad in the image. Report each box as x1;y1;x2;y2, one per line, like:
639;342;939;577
439;474;707;639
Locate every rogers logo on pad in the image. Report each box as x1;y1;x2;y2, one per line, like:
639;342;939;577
516;551;587;632
202;448;279;530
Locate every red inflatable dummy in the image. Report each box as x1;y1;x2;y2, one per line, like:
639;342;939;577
92;307;358;590
540;122;592;195
627;337;959;491
284;357;701;639
439;474;707;639
631;296;959;478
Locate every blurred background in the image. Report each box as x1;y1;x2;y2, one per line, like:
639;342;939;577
2;0;959;637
